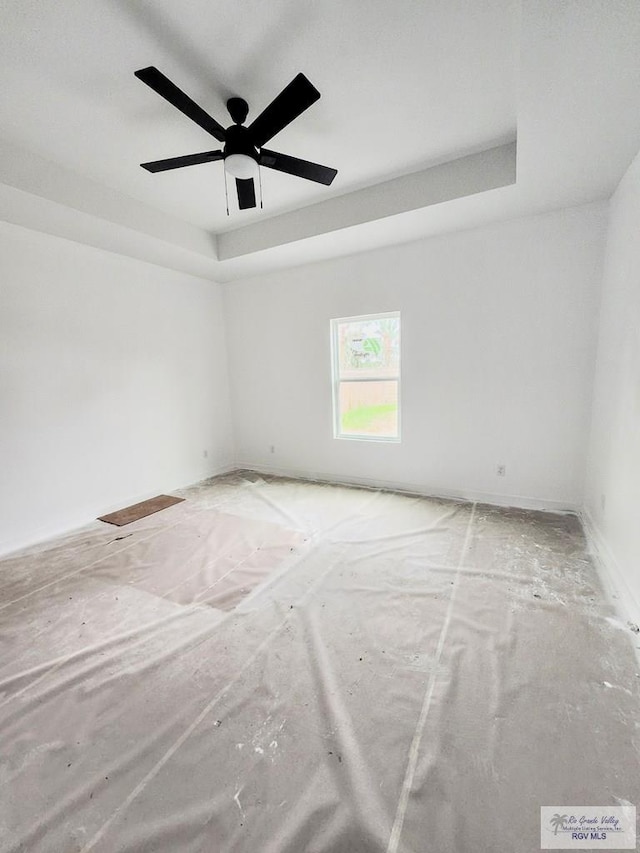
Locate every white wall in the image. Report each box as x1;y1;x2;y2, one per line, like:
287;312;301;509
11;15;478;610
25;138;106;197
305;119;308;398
225;203;607;509
0;221;234;555
584;149;640;620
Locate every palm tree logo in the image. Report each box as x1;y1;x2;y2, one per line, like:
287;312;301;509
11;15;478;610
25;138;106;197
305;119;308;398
550;814;569;835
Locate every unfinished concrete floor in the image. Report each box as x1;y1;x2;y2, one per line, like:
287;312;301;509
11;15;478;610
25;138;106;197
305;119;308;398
1;472;639;852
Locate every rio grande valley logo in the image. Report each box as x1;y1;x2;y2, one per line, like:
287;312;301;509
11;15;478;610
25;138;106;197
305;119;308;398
540;806;636;849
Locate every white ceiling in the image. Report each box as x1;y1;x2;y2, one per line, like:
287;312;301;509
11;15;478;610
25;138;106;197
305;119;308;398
1;1;639;281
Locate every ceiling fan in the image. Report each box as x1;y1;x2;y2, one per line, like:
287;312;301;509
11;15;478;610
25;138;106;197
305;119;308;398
134;67;338;211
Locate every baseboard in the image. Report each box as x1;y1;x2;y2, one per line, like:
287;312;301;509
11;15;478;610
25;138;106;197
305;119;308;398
580;507;640;631
234;461;580;514
0;461;236;559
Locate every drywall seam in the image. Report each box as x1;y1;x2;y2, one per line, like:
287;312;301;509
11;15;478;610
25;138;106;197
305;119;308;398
234;462;579;514
0;463;236;559
580;508;640;631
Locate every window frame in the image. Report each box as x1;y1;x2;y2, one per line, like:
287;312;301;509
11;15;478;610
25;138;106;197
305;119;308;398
330;311;401;443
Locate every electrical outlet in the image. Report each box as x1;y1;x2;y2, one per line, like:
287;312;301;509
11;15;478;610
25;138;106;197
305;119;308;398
496;464;506;477
203;449;208;459
270;445;275;454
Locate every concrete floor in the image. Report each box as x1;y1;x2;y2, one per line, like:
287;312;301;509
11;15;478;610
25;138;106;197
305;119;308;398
1;472;638;852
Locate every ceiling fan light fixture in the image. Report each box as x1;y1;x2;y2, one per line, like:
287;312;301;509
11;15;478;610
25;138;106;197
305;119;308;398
224;153;258;180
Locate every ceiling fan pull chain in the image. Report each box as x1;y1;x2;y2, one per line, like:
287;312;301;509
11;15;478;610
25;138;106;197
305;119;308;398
258;163;264;209
223;168;230;216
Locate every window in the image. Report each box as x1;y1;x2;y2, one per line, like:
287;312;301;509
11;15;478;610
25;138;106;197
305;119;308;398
331;312;401;441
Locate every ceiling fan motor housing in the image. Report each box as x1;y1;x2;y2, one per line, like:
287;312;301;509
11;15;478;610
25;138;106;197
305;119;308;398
223;124;259;164
226;97;249;125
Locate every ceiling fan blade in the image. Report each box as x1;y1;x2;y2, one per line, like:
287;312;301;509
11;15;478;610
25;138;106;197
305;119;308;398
135;66;226;142
260;148;337;185
141;150;223;173
236;177;257;210
248;73;320;147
